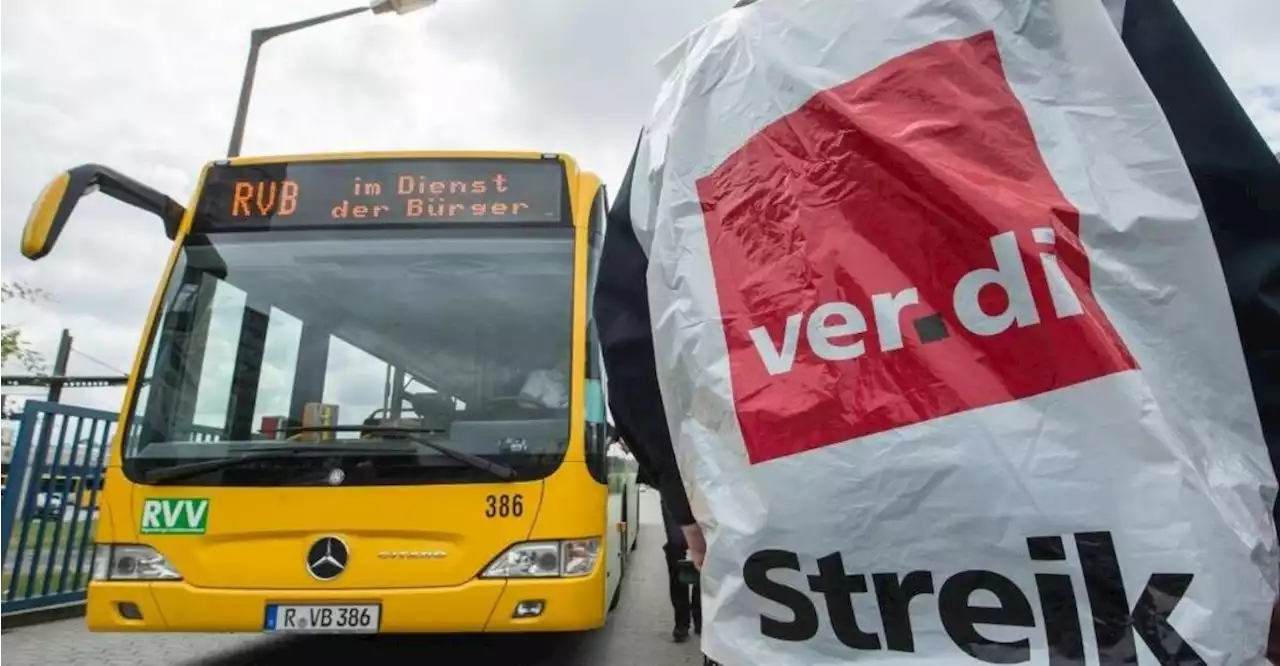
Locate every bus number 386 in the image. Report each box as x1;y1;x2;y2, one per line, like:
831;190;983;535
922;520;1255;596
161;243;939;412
486;494;524;518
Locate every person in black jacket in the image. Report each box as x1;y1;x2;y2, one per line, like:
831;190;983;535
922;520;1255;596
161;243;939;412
594;10;758;666
594;0;765;582
612;424;701;641
595;137;713;666
593;131;707;570
661;495;702;642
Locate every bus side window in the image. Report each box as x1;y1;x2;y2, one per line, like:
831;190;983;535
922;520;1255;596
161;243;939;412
584;187;609;485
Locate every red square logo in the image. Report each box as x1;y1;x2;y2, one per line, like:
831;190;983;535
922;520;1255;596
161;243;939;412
696;32;1138;465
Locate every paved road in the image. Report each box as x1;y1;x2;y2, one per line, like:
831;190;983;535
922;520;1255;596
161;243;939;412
1;489;705;665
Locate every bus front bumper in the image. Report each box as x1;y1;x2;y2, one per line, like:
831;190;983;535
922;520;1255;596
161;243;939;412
86;574;607;633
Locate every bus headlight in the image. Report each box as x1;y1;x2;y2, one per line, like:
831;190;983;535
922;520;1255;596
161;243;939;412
481;538;600;579
92;544;182;581
560;538;600;577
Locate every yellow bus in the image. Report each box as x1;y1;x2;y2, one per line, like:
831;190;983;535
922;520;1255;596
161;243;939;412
19;151;641;633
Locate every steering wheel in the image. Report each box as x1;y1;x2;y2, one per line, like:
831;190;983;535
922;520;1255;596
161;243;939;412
486;395;556;418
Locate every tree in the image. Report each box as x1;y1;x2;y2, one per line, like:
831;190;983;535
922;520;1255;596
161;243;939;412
1;280;53;374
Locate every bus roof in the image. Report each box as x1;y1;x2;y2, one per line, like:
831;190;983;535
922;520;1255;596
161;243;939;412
220;150;584;174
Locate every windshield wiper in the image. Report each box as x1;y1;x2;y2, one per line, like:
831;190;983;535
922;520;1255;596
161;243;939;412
142;427;517;485
143;445;393;485
292;425;517;481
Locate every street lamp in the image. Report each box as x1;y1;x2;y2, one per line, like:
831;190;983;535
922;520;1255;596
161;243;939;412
225;0;437;158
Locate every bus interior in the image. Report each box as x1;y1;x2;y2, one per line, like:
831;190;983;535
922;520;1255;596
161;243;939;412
126;225;578;485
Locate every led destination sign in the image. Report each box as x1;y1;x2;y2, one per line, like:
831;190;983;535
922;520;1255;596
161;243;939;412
195;158;566;230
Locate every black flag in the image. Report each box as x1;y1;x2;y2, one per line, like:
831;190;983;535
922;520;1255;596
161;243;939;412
1113;0;1280;516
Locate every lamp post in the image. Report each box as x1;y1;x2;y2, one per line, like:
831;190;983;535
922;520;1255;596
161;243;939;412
225;0;437;158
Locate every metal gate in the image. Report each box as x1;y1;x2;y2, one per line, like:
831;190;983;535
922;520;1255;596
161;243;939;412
2;401;117;614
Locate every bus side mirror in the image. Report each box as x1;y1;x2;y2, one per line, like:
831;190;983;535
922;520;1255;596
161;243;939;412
21;163;186;261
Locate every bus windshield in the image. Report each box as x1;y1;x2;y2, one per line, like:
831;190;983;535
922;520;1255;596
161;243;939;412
122;158;577;486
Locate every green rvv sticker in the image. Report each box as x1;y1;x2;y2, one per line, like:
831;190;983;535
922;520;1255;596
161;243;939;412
140;498;210;535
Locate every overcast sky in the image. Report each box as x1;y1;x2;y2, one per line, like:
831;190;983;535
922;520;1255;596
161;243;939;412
2;0;1277;421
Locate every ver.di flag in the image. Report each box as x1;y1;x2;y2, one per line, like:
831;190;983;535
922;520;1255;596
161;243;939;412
615;0;1280;663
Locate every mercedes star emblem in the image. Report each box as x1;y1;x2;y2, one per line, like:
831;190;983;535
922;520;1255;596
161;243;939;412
327;468;345;486
306;536;349;581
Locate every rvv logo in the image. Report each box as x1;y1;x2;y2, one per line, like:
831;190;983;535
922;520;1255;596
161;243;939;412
140;498;210;535
695;32;1138;464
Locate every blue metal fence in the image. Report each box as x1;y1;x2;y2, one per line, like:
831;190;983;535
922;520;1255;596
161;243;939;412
2;401;118;614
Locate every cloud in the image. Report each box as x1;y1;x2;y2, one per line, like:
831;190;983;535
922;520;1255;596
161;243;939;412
0;0;724;421
2;0;1275;430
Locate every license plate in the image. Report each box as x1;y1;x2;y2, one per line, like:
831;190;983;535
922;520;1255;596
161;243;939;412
264;604;381;633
